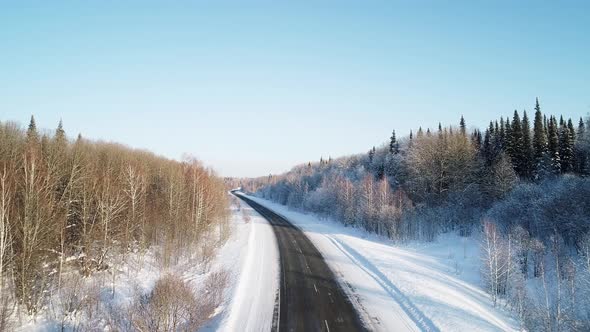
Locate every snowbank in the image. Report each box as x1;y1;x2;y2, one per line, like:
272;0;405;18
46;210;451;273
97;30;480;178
245;194;520;332
204;196;279;331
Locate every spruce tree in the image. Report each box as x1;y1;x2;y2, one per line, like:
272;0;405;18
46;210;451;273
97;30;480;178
521;111;534;179
543;114;548;137
509;110;524;176
547;116;561;174
505;118;512;154
494;120;500;138
567;118;576;142
477;130;483;148
499;117;505;149
483;129;492;165
27;115;38;143
417;127;424;138
389;130;399;154
460;115;466;136
532;102;548;179
559;125;574;173
472;129;482;150
56;119;65;137
55;119;67;147
368;147;376;163
490;121;500;155
576;118;587;174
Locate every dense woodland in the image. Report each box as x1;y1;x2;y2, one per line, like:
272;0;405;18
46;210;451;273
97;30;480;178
240;99;590;331
0;117;229;330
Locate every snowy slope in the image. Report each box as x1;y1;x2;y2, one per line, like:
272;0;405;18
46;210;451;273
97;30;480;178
205;197;280;332
245;194;520;332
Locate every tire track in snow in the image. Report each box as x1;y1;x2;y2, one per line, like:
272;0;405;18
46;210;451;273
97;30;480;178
324;235;440;332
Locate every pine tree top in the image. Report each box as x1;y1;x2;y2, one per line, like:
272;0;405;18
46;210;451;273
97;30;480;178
389;129;399;154
26;115;39;142
28;115;37;132
56;119;66;139
512;109;521;122
390;130;396;142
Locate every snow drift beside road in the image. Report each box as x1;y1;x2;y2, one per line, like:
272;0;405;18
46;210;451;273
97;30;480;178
204;196;279;332
244;194;519;332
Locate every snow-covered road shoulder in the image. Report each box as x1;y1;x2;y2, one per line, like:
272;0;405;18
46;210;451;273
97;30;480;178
202;195;279;332
245;194;519;332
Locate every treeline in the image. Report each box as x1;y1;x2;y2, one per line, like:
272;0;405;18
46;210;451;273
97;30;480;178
0;117;228;318
241;99;590;330
475;98;587;179
245;99;589;240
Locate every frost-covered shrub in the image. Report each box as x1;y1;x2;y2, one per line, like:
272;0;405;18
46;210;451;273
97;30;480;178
488;176;590;245
302;187;337;217
131;274;207;332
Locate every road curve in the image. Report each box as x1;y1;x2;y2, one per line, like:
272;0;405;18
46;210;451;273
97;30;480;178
236;194;366;332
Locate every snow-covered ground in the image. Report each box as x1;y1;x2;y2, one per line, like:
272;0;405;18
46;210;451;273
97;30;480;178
13;194;518;331
16;246;224;331
204;196;279;331
14;196;279;332
244;194;520;332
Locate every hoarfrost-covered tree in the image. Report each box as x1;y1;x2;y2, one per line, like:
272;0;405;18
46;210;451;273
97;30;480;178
482;220;510;306
508;110;524;177
533;101;549;179
559;124;574;173
521;111;534;179
547;116;561;174
389;130;399;154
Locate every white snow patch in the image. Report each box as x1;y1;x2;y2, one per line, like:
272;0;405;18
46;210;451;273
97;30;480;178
202;196;279;332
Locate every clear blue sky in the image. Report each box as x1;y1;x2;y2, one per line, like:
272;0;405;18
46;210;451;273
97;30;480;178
1;1;589;177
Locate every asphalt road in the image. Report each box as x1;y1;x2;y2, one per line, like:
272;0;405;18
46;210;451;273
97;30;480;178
236;194;366;332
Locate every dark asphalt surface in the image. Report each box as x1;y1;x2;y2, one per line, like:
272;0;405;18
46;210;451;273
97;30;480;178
236;194;366;332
